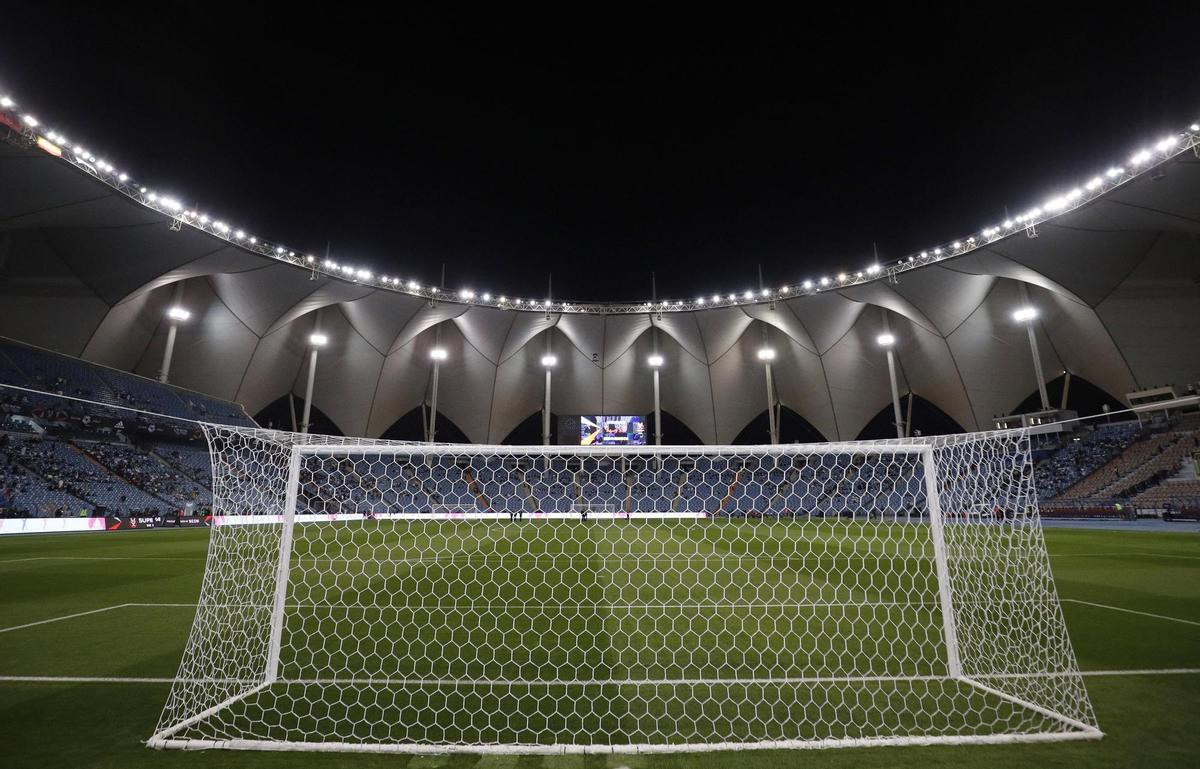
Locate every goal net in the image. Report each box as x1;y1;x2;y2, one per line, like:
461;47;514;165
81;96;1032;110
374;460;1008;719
149;426;1099;754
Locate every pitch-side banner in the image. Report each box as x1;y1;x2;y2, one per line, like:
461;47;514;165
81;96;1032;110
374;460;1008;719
0;517;107;535
214;511;707;526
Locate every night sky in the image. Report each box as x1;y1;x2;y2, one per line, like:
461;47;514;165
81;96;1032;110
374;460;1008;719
2;7;1199;303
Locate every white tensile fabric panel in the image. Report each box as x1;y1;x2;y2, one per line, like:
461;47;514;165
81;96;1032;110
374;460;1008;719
425;323;500;443
889;266;995;338
83;280;173;372
694;306;753;363
544;328;604;426
601;331;656;417
989;225;1158;308
770;335;838;442
364;341;437;439
211;265;347;337
707;326;778;444
783;293;864;355
1031;286;1138;402
485;343;548;443
340;292;426;356
236;322;313;421
888;317;977;433
821;311;902;441
486;331;604;443
0;148;157;226
946;280;1064;427
555;313;606;363
266;281;377;338
602;314;654;367
0;231;111;355
740;302;820;353
653;335;719;444
946;250;1083;306
1095;231;1200;391
650;312;708;363
39;225;231;306
118;247;269;305
297;307;385;438
836;283;940;336
1102;161;1200;231
133;278;260;402
452;305;518;365
497;311;559;364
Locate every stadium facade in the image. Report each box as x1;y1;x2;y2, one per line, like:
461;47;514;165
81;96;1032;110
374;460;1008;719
1;117;1198;443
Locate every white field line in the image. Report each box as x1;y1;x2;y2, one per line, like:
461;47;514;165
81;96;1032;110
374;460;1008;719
2;668;1198;686
0;602;198;634
0;604;130;634
1061;598;1200;627
0;552;1192;565
0;556;203;565
1049;552;1200;560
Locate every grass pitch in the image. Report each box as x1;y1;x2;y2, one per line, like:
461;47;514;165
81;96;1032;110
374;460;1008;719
0;523;1197;767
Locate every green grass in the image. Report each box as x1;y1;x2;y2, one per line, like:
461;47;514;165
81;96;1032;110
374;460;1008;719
0;524;1197;767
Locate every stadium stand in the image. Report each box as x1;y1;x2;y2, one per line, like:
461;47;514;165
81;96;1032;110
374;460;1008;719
1033;422;1141;501
0;340;245;517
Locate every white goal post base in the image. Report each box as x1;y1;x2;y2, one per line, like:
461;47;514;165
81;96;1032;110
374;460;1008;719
149;730;1103;755
152;427;1100;753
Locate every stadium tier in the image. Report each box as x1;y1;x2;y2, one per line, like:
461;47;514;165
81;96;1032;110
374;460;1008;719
0;340;250;517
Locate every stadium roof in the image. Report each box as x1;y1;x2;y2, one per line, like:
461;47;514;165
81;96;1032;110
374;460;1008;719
1;108;1198;441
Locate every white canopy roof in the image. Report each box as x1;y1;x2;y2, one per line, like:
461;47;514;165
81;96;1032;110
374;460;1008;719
1;138;1197;441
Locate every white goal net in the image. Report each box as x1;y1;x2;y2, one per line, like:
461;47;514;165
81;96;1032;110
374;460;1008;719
150;426;1099;754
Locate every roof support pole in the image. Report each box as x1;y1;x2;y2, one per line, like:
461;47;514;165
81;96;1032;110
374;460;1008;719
1026;323;1050;411
542;368;552;446
300;347;318;434
764;361;779;445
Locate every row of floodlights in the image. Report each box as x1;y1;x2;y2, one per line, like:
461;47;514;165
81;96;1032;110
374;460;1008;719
188;305;1041;356
4;86;1195;312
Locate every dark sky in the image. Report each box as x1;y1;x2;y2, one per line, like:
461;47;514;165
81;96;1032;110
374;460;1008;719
3;6;1199;303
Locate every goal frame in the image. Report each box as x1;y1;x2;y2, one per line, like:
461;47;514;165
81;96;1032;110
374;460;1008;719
148;437;1102;753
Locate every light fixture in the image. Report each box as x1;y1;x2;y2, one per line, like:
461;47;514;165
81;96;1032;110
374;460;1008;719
648;354;664;367
876;333;895;347
541;354;558;367
757;347;776;361
166;306;191;322
1012;306;1038;323
430;348;448;361
309;333;328;347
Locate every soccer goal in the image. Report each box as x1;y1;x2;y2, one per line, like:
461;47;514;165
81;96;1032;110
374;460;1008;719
149;426;1100;754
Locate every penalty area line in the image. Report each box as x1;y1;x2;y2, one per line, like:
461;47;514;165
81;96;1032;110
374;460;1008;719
0;603;196;634
1061;598;1200;627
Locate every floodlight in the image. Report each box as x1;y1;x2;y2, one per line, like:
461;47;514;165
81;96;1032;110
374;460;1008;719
430;348;448;361
648;354;664;368
541;354;558;368
166;306;191;322
1012;307;1038;323
757;348;776;361
876;333;895;347
309;333;328;347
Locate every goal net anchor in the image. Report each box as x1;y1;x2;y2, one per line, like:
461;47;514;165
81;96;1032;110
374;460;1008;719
148;428;1101;753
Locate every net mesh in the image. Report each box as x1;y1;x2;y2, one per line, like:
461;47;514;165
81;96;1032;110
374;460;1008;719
150;427;1098;753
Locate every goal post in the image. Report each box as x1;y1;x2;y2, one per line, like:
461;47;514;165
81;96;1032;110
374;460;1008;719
149;427;1100;753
